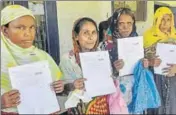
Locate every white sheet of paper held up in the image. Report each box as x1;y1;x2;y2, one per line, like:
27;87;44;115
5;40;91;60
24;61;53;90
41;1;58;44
117;36;144;76
79;51;116;97
154;43;176;75
8;61;60;114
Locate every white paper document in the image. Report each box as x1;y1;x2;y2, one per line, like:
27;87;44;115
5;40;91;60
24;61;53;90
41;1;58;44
8;61;60;114
154;43;176;75
79;51;116;97
117;36;144;76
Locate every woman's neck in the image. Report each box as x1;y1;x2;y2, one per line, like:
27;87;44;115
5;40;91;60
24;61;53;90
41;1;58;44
81;47;91;52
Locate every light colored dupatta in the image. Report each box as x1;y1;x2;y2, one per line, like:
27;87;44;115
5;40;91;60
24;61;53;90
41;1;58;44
1;5;63;113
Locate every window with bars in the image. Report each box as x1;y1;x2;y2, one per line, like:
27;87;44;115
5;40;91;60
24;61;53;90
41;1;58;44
33;13;48;51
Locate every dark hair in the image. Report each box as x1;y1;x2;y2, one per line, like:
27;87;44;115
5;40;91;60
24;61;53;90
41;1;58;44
110;8;136;36
98;21;109;42
98;17;112;42
108;8;138;75
4;23;9;27
73;17;98;36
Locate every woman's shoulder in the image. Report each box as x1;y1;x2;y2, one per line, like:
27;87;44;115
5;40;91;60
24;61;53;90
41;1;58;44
61;50;75;60
36;48;52;59
34;48;58;62
37;48;47;54
143;28;152;38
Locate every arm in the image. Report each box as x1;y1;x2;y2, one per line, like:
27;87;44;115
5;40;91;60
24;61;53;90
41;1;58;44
1;90;20;109
1;74;20;109
163;64;176;77
59;54;83;95
144;45;162;68
46;53;64;94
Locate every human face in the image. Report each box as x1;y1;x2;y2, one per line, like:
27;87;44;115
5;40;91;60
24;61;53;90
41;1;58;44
2;15;36;48
75;21;98;51
159;14;172;34
118;14;134;38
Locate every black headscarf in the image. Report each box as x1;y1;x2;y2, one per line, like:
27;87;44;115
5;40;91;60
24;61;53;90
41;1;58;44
107;8;138;75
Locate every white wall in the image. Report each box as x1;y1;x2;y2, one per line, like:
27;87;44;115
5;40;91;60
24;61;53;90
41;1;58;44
155;1;176;7
57;1;111;56
57;1;155;56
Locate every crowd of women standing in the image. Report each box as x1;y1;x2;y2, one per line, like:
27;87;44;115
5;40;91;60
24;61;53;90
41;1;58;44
1;4;176;115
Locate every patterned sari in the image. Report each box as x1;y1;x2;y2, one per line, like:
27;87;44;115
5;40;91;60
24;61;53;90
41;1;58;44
60;50;109;114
